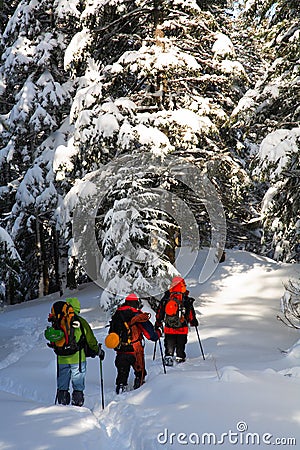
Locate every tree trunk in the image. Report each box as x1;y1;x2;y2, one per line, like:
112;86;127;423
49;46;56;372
67;256;77;290
36;218;43;298
53;228;62;294
57;233;68;295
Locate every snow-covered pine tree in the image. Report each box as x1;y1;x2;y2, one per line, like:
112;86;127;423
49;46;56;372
0;0;19;34
0;0;261;303
49;0;257;310
0;0;79;300
51;0;248;308
68;4;249;226
0;227;21;304
231;0;300;261
97;167;181;310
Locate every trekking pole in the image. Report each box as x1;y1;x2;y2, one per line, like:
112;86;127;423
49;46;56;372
55;356;59;405
153;341;157;360
158;338;167;374
195;326;205;360
99;358;105;409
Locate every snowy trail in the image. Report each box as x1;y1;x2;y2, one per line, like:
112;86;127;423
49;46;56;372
1;251;300;449
0;391;107;450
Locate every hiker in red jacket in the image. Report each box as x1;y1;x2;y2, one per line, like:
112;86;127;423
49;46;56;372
155;276;198;366
107;293;160;394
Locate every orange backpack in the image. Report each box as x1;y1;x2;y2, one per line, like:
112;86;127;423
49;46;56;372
165;292;186;328
46;301;84;356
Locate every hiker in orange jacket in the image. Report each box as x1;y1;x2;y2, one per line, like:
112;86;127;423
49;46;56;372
155;276;198;366
108;293;160;394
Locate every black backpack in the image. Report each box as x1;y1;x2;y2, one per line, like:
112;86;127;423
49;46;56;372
110;310;132;347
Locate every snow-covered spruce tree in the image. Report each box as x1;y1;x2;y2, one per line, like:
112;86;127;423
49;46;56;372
96;168;180;310
0;227;21;304
0;0;81;300
52;0;253;309
67;2;250;221
0;1;19;35
55;155;179;311
254;128;300;262
231;0;300;261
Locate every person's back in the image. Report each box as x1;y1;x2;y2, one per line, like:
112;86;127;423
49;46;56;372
155;277;198;366
45;297;104;406
110;305;137;353
108;293;159;393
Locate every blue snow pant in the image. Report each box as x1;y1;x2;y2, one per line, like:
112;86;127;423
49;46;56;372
57;362;86;392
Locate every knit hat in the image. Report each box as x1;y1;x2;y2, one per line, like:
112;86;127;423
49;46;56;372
66;297;81;314
125;293;139;302
170;276;186;293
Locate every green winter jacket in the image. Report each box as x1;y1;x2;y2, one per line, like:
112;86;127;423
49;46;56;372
57;316;98;364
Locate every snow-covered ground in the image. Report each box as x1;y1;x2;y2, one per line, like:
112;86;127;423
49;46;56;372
0;249;300;449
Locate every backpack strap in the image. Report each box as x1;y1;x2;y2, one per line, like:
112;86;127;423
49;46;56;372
68;315;86;372
117;310;132;346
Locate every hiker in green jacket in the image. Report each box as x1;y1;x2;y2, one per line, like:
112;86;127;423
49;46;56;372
55;297;105;406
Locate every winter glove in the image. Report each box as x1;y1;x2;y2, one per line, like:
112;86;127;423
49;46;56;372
190;319;198;327
98;343;105;360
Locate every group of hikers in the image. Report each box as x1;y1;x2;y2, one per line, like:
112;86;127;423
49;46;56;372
45;276;199;406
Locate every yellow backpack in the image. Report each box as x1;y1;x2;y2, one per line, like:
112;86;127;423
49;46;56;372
46;301;84;356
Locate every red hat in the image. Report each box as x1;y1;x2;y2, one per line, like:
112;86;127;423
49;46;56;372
171;276;185;285
170;276;186;293
125;293;139;302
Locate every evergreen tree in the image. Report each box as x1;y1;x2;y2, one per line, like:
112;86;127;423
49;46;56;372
2;0;284;304
0;0;79;299
0;227;21;304
52;0;251;308
0;0;19;34
231;0;300;261
98;168;180;309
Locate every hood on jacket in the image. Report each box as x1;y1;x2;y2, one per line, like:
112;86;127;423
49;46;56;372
66;297;81;314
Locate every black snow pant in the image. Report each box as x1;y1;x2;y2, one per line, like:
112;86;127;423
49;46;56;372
115;353;147;386
164;334;187;359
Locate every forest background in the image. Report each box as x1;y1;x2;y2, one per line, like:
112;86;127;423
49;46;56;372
0;0;299;307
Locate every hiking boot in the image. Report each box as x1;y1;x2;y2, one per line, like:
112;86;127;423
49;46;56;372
164;356;174;366
176;357;186;364
72;390;84;407
116;384;127;394
133;376;144;390
57;390;70;405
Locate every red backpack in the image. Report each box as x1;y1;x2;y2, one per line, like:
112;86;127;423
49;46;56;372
164;292;186;328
